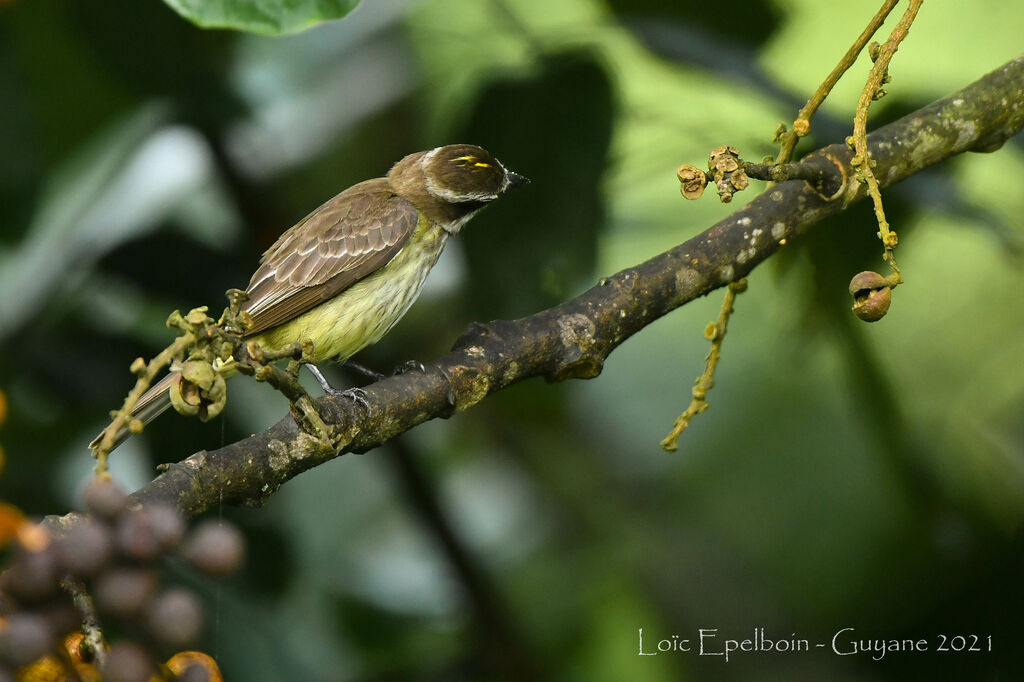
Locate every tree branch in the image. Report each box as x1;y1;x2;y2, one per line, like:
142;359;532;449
128;56;1024;518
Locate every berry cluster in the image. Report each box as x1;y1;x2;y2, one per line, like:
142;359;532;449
0;477;244;681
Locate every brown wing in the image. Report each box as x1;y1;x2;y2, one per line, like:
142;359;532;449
242;178;417;336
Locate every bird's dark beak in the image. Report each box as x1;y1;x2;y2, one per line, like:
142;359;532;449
506;171;530;190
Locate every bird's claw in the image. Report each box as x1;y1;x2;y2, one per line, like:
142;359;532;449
335;386;371;412
394;360;426;375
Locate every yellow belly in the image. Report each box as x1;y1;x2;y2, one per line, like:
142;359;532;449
252;218;449;364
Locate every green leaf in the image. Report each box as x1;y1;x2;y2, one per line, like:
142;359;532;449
161;0;361;35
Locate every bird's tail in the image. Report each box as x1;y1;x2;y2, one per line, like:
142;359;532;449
89;373;176;453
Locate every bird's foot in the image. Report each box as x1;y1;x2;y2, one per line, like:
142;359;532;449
335;387;371;412
393;360;426;375
306;364;372;411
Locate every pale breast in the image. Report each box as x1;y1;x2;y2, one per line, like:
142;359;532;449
252;221;450;363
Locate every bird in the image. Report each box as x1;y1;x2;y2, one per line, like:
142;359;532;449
94;144;528;451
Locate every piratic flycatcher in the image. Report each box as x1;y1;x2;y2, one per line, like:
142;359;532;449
96;144;527;450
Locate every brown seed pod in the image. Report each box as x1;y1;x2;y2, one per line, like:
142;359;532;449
676;164;707;200
849;270;893;322
168;374;200;417
168;362;227;421
708;145;740;172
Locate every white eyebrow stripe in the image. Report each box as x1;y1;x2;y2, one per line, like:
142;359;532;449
421;147;502;202
420;147;442;167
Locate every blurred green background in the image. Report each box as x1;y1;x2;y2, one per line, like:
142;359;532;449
2;0;1023;679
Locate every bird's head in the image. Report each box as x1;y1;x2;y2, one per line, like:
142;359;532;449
388;144;528;232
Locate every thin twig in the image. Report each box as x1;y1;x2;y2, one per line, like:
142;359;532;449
851;0;923;281
61;576;105;669
776;0;899;164
661;279;747;451
55;56;1024;517
235;340;341;448
668;3;899;449
91;331;196;473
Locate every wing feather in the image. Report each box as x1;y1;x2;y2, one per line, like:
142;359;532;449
242;179;418;336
